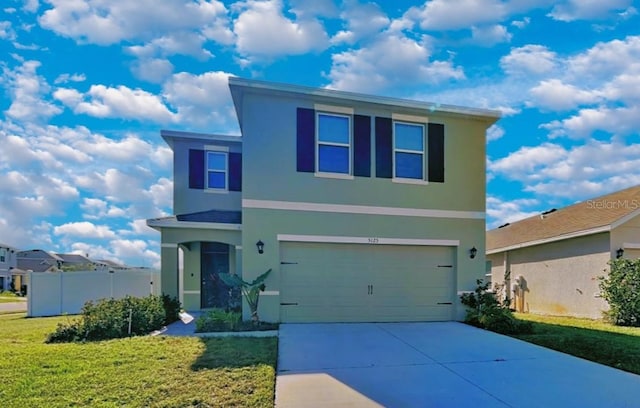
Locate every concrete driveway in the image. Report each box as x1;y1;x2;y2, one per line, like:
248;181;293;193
275;322;640;408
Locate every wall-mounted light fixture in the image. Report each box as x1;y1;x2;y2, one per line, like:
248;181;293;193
616;247;624;259
256;240;265;254
469;247;478;259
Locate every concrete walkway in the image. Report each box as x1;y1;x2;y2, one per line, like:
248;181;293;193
276;322;640;408
0;300;27;313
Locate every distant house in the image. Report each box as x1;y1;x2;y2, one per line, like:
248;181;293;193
55;253;95;271
18;250;63;270
487;185;640;319
0;243;18;291
148;77;500;323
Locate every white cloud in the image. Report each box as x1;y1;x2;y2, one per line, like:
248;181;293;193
55;84;176;123
126;31;213;60
511;17;530;29
327;33;464;93
39;0;230;45
53;72;86;84
471;24;512;46
490;140;640;199
331;0;390;45
23;0;39;13
0;21;16;40
549;0;633;21
233;0;329;60
408;0;507;31
542;105;640;138
130;58;174;83
568;35;640;82
500;44;558;76
487;125;505;142
486;196;540;228
2;59;61;123
162;70;236;130
529;79;602;111
54;222;118;239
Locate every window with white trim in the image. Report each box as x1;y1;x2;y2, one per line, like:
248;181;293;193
393;121;425;180
0;248;6;263
206;151;228;190
317;113;351;174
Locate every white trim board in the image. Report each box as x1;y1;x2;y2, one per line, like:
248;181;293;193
278;234;459;247
183;290;201;295
148;218;242;231
243;199;484;220
623;243;640;249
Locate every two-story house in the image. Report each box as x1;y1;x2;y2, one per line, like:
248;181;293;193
147;77;500;323
0;243;18;291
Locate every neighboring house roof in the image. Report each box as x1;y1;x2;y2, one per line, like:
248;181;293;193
487;185;640;253
228;76;501;129
56;253;93;264
94;259;126;268
16;258;56;272
17;249;63;261
0;242;17;250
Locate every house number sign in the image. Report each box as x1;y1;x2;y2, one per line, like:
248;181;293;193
368;238;380;244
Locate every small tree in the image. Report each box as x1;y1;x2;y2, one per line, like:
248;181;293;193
219;269;271;323
599;259;640;326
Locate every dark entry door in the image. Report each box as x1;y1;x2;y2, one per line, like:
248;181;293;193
201;242;230;309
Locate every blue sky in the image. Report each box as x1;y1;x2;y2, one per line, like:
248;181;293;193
1;0;639;267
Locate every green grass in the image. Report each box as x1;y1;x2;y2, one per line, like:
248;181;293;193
0;313;277;407
513;313;640;374
0;297;25;304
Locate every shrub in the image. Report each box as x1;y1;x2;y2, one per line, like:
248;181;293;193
599;259;640;326
46;294;181;343
195;309;241;333
460;280;532;335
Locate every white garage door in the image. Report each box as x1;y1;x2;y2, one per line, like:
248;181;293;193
280;242;455;323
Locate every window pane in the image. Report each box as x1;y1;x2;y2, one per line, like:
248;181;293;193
208;171;226;189
395;152;423;179
395;123;424;151
207;152;226;171
319;145;349;173
318;114;349;144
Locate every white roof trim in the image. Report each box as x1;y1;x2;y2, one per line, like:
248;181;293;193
278;234;459;246
611;207;640;229
487;225;610;254
229;77;501;121
146;217;241;231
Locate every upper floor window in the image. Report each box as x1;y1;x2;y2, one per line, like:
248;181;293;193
394;121;425;180
207;151;227;190
317;113;351;175
0;248;6;263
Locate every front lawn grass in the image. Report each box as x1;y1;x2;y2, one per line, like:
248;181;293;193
0;297;25;304
0;313;277;407
513;313;640;374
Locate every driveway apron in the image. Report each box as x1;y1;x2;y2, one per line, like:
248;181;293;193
275;322;640;408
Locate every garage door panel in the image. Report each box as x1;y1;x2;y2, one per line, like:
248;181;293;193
280;242;455;322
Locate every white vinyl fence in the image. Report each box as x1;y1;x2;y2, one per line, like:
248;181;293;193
27;269;160;317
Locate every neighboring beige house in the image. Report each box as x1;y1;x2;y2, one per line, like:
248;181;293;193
487;185;640;319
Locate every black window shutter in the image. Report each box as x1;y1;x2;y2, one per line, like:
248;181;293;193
375;117;392;178
353;114;371;177
228;152;242;191
189;149;205;189
428;123;445;183
297;108;315;172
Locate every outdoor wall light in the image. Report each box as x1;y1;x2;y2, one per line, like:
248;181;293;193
469;247;478;259
616;247;624;259
256;240;265;255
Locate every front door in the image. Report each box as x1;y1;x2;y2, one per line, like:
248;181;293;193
201;242;230;309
